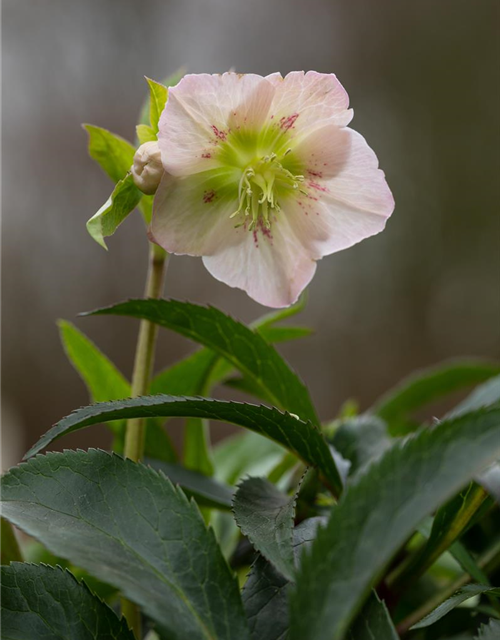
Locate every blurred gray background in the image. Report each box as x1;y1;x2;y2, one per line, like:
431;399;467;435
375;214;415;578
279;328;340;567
2;0;499;468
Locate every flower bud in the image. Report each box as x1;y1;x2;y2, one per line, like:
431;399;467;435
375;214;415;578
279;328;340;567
131;141;163;195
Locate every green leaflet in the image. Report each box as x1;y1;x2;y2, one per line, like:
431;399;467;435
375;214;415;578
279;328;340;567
0;563;134;640
1;450;249;640
233;477;299;581
410;584;500;629
373;359;500;435
85;299;320;425
83;124;135;183
137;69;185;128
23;396;342;493
347;592;398;640
146;458;233;510
146;77;168;133
59;320;176;461
86;174;142;249
447;374;500;419
289;407;500;640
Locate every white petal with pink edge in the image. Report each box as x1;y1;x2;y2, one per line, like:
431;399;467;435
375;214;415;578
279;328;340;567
158;73;275;177
266;71;353;139
203;217;317;308
150;172;242;256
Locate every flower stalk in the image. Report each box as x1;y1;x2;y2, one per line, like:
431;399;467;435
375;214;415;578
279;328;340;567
121;241;168;637
1;517;23;564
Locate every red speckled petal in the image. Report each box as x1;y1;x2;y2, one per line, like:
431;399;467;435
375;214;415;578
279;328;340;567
158;72;275;177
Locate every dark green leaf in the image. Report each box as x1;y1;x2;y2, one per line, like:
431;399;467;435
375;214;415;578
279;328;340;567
257;326;313;343
347;592;398;640
290;407;500;640
83;124;135;183
233;477;297;580
476;619;500;639
0;563;134;640
373;360;500;435
86;174;141;249
447;374;500;419
86;299;320;425
146;77;167;133
329;415;392;475
24;396;341;493
242;518;325;640
145;458;233;510
410;584;500;629
1;450;249;640
223;376;274;403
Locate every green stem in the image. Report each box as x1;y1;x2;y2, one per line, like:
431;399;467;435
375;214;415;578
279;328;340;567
1;517;23;564
121;242;168;639
397;537;500;635
124;243;168;462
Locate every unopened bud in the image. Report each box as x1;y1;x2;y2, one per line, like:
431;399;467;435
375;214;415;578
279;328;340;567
131;141;163;195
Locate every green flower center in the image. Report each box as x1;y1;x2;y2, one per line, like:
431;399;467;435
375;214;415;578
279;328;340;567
230;151;305;230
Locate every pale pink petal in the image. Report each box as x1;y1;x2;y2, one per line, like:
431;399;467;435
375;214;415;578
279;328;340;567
285;127;394;257
158;73;275;177
203;218;316;308
265;71;353;140
150;172;242;256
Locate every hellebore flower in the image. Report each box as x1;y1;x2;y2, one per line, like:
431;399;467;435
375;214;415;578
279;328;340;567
150;71;394;307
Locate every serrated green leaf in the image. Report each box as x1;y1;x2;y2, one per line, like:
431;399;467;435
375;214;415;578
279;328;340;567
146;458;233;510
24;396;341;493
86;299;320;426
83;124;135;183
347;592;398;640
146;78;168;133
233;477;297;580
86;174;141;249
411;584;500;630
0;563;133;640
1;450;249;640
290;407;500;640
373;360;500;435
58;321;176;461
136;123;157;144
476;618;500;639
329;415;392;476
242;517;325;640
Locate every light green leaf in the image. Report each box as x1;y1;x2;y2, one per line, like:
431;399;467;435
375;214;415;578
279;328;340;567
373;359;500;435
146;77;168;133
290;407;500;640
138;69;185;127
233;477;297;580
59;320;176;461
476;619;500;639
86;299;320;425
411;584;500;630
146;458;233;510
347;592;398;640
83;124;135;183
58;320;129;435
86;174;141;249
136;123;157;144
1;450;250;640
0;562;134;640
24;396;341;492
